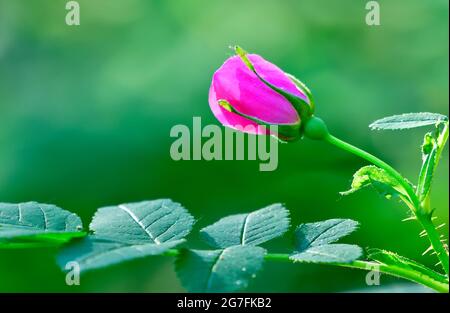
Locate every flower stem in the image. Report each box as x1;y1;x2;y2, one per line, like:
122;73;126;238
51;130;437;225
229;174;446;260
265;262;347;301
324;134;418;207
164;249;448;292
324;133;449;277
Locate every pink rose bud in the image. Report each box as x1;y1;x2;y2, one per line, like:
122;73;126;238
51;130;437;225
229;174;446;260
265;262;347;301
209;46;314;142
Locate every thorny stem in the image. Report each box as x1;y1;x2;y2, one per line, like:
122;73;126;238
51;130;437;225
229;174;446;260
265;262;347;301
164;249;448;292
324;133;449;277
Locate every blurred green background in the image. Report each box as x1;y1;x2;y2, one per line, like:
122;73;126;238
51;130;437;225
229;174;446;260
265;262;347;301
0;0;448;292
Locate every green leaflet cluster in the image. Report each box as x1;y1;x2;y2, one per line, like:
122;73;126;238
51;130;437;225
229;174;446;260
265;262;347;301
0;200;362;292
344;112;449;214
340;111;449;283
176;204;290;292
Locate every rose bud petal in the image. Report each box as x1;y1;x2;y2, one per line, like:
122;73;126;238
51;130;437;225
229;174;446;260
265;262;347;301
209;46;313;142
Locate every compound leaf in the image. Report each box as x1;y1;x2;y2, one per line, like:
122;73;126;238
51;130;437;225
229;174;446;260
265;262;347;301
175;245;266;292
369;113;448;130
58;199;194;273
200;203;290;248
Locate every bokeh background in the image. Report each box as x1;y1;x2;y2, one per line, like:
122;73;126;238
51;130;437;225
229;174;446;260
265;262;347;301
0;0;448;292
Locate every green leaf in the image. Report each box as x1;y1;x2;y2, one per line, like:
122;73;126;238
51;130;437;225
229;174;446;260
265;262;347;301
58;199;194;273
368;249;449;285
417;133;438;202
369;112;448;130
176;204;286;292
289;218;362;264
89;199;194;244
175;245;266;292
294;219;359;251
200;203;290;248
341;165;408;200
417;122;448;204
58;237;184;273
0;202;84;247
290;244;362;264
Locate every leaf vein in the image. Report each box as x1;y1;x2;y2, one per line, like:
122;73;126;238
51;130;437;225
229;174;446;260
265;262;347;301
118;204;160;244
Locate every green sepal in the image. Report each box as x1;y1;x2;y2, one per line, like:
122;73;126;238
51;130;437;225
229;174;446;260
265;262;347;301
218;99;301;142
286;73;315;113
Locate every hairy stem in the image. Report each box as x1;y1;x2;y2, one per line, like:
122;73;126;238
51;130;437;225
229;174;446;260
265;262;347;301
324;133;449;276
164;249;448;292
